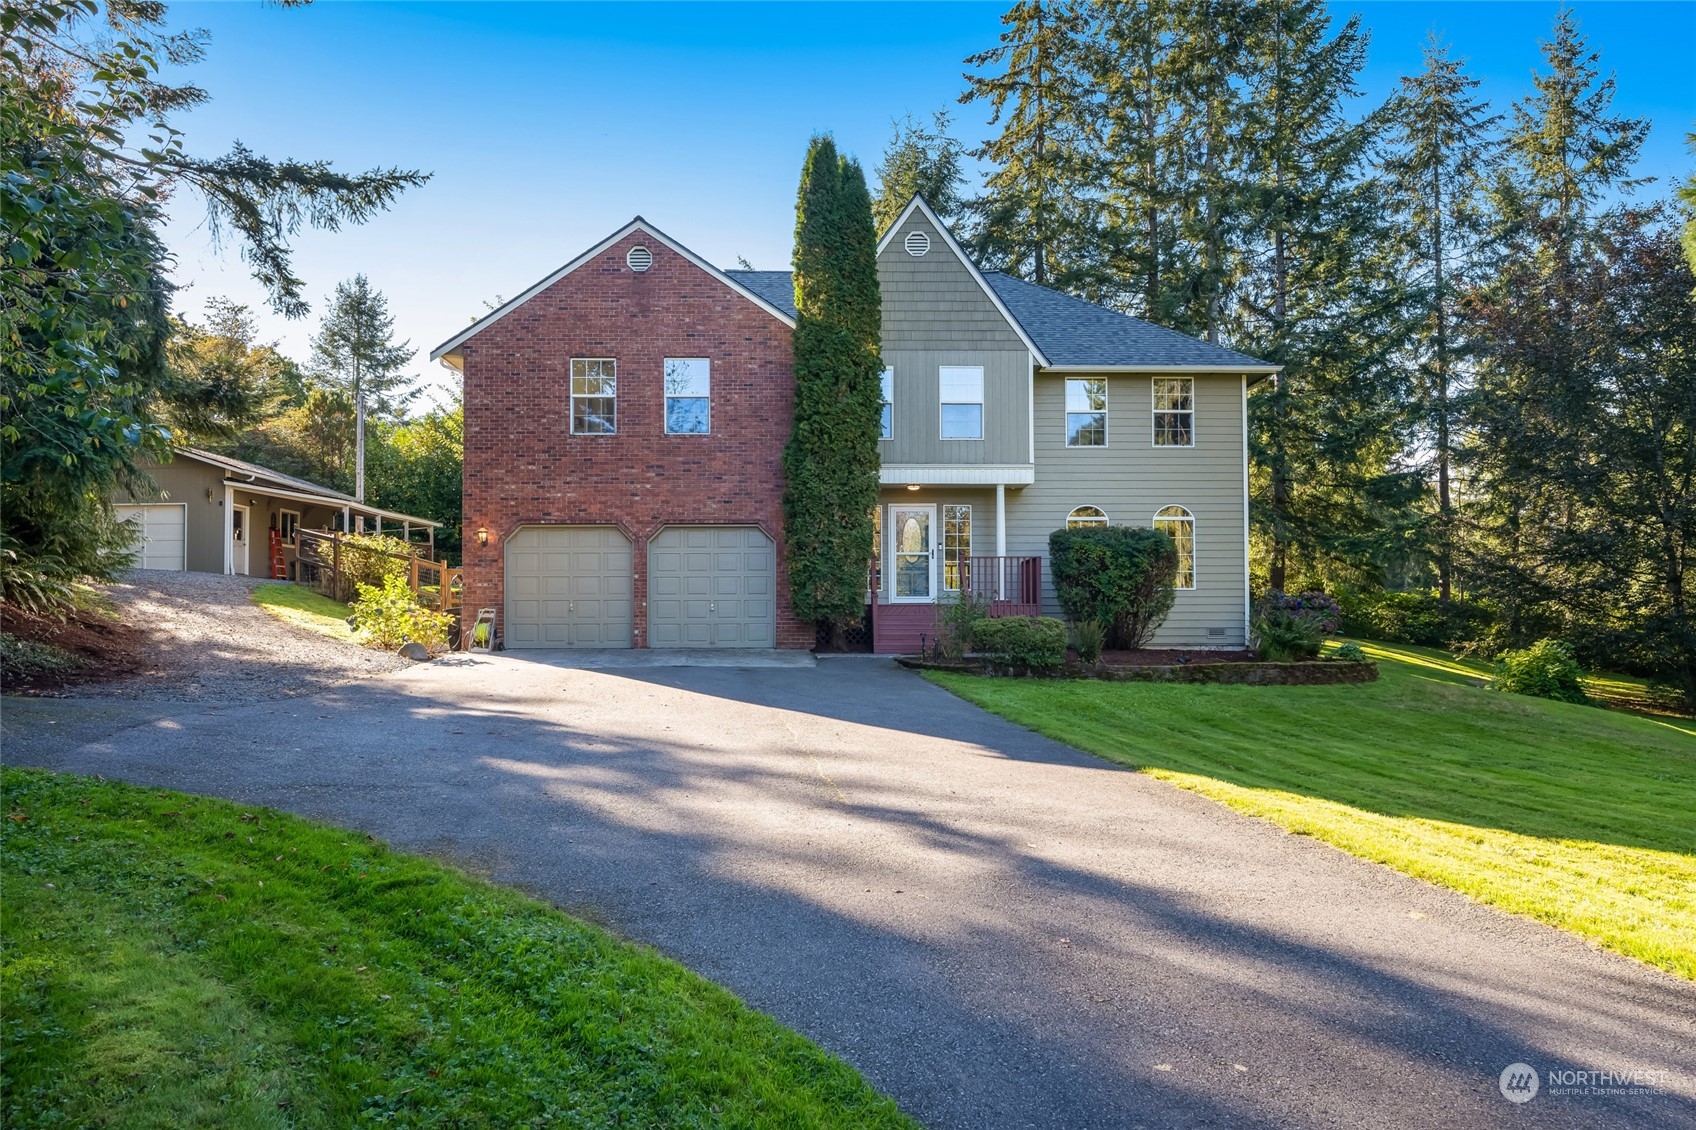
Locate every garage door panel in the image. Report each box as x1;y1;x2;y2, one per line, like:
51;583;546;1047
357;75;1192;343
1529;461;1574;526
115;504;187;571
504;525;632;649
647;526;777;649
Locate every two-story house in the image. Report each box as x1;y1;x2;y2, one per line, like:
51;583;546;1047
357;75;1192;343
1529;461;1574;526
433;198;1275;653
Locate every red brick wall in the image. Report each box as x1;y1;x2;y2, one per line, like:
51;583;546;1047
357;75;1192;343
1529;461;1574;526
459;230;811;649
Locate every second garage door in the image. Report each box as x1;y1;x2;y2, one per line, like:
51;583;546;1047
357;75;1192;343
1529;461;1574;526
647;526;775;648
504;525;633;648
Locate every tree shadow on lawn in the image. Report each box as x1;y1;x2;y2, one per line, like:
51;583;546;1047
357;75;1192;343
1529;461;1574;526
14;672;1696;1129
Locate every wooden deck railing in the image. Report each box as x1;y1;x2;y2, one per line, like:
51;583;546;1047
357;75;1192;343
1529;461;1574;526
295;529;457;610
962;555;1042;615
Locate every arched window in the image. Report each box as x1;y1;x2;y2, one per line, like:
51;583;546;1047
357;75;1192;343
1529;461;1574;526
1153;506;1195;589
1067;505;1108;529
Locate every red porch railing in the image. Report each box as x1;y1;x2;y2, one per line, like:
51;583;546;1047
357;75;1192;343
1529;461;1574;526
963;555;1042;617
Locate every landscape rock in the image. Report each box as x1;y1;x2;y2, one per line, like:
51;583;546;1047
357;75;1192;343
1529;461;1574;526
398;641;431;661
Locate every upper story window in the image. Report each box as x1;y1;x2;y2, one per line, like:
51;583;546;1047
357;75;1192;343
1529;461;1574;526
1065;378;1107;447
1153;377;1194;446
939;365;984;440
880;367;894;440
1067;505;1108;529
1154;505;1195;588
571;358;617;435
664;358;710;435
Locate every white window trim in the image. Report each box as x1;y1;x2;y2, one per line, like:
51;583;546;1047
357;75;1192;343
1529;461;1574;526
279;508;301;546
570;357;618;436
938;365;985;441
1154;505;1196;590
880;366;894;441
1064;377;1109;448
1151;376;1196;448
663;357;711;436
942;503;971;592
1066;505;1109;529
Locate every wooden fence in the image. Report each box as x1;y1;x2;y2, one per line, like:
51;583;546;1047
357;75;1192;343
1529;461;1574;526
296;529;461;612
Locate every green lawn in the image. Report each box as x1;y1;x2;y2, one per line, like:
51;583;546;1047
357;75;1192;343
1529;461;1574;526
250;583;358;643
928;639;1696;980
0;768;913;1129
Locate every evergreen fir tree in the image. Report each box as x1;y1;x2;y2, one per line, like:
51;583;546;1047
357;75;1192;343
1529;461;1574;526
872;111;967;234
1379;35;1502;601
309;275;417;503
960;0;1094;287
1230;0;1414;593
782;137;885;643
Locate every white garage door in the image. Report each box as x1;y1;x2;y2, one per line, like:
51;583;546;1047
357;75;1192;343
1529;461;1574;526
114;504;187;571
504;525;633;649
647;526;775;648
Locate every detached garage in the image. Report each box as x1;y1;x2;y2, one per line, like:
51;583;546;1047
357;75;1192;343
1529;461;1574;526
504;525;634;648
648;526;775;648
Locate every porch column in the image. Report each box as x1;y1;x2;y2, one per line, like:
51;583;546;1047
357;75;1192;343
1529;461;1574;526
375;514;382;535
403;520;410;544
222;484;234;574
341;505;350;533
995;483;1007;600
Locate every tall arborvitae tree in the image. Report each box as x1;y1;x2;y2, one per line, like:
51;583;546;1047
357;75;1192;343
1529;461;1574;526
309;275;417;503
873;111;968;234
782;136;885;644
960;0;1094;287
1463;6;1648;638
1379;36;1502;601
1232;0;1415;592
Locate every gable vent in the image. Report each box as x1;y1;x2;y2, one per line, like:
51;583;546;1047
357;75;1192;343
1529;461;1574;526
904;230;931;257
626;246;653;272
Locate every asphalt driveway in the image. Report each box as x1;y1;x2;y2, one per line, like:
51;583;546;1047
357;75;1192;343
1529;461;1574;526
5;652;1693;1128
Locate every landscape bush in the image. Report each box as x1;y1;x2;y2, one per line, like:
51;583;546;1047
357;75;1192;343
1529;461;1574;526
1339;588;1499;651
1332;641;1368;663
1048;526;1177;649
352;575;452;652
1252;590;1341;661
1495;639;1588;704
337;533;422;601
936;591;990;659
1070;619;1106;664
973;616;1068;674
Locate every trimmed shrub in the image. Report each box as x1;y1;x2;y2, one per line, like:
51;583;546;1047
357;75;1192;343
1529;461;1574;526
352;575;452;652
1495;639;1588;704
1048;526;1177;650
1332;641;1368;663
1070;619;1106;664
1252;590;1339;661
974;616;1067;673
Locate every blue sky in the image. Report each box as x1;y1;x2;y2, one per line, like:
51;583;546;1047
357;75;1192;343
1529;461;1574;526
156;1;1695;401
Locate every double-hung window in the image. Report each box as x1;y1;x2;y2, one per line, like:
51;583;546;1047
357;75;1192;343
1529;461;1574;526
939;366;984;440
880;367;894;440
571;358;617;435
1153;377;1194;446
279;509;300;546
664;358;710;434
1065;378;1107;447
943;504;971;591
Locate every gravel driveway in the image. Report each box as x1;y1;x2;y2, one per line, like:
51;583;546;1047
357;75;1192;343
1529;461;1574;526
8;650;1693;1129
92;571;408;701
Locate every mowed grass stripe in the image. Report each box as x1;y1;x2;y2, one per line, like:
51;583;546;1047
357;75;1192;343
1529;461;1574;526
929;641;1696;979
1;768;915;1129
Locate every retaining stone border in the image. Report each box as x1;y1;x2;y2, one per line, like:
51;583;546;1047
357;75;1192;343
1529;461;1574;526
896;656;1379;686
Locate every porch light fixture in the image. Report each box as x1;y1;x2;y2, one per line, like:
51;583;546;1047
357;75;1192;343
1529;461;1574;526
905;484;921;491
477;526;490;546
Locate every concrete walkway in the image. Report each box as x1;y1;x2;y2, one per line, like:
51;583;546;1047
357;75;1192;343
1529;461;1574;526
5;653;1693;1129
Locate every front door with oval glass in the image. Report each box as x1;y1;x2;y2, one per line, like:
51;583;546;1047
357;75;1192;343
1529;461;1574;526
890;504;935;602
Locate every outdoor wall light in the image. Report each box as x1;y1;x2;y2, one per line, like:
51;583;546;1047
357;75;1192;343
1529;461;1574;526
205;487;215;500
477;526;490;546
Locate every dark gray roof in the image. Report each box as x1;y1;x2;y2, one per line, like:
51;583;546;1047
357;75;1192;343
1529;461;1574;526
724;268;1273;371
724;270;797;319
175;446;441;525
980;272;1273;370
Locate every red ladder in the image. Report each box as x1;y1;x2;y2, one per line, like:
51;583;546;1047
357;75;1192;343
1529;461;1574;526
268;529;286;579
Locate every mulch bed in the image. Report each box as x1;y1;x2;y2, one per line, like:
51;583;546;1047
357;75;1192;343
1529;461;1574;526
0;601;153;695
1096;648;1259;666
